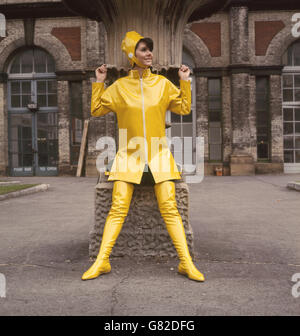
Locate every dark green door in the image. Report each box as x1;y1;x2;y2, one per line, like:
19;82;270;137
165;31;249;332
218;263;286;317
8;110;58;176
7;48;58;176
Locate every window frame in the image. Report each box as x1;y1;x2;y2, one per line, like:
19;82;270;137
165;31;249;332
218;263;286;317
256;76;271;162
207;77;223;162
69;81;84;166
282;40;300;168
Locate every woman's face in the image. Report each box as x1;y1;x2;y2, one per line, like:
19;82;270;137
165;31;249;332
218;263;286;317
134;41;153;67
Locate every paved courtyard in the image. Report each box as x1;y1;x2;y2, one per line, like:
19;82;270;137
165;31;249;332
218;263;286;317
0;174;300;315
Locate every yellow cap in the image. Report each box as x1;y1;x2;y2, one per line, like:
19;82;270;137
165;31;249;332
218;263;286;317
121;31;148;68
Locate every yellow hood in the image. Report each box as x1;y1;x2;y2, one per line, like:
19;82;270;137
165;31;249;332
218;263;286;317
121;31;148;68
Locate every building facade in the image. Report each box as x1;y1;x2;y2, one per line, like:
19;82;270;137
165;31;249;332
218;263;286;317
0;0;300;177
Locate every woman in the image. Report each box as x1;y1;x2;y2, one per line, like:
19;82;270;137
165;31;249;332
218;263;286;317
82;31;205;282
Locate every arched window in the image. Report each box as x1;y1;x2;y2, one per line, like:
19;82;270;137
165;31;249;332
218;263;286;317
8;48;57;109
283;40;300;67
7;48;58;176
282;40;300;171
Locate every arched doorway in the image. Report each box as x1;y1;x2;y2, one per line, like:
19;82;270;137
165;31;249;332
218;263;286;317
7;48;58;176
282;40;300;173
165;49;197;174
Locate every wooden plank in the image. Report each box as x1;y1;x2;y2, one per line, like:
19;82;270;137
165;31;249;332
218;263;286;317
76;119;89;177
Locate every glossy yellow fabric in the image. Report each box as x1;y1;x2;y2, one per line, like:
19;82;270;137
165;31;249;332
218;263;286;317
82;179;204;282
91;67;191;184
155;181;205;282
82;181;134;280
121;31;147;68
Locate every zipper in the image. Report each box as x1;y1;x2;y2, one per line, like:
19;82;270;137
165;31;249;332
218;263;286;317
140;77;148;164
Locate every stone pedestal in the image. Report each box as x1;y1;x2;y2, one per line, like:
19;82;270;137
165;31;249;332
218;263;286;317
89;180;194;259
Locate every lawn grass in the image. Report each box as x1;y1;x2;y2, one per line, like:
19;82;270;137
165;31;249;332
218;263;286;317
0;184;39;195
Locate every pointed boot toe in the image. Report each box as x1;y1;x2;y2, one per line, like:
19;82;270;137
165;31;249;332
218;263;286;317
178;260;205;282
81;259;111;281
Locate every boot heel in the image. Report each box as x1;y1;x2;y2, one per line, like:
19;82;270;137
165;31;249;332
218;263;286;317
102;263;112;273
177;261;205;282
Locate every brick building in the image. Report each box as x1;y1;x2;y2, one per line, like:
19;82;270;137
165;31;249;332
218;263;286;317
0;0;300;177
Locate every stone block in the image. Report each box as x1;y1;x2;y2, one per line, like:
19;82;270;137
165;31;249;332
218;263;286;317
85;154;99;177
255;162;284;174
287;182;300;192
230;155;255;176
89;181;194;259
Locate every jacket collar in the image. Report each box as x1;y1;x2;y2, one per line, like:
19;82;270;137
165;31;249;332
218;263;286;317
128;67;152;79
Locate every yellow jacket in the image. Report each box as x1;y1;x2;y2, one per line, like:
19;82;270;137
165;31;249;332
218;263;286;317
91;67;191;184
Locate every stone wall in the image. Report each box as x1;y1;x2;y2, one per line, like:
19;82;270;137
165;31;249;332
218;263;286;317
0;12;106;175
1;3;300;176
182;8;300;175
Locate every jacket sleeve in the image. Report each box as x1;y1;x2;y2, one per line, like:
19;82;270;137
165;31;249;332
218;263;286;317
167;79;191;115
91;82;116;117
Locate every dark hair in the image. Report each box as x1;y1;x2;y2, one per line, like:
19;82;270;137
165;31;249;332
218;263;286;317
135;37;153;54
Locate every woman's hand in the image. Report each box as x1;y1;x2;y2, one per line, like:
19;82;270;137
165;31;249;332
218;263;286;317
95;64;107;83
178;64;191;81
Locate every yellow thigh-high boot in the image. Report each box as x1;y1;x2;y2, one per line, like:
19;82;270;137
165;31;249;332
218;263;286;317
82;180;134;280
154;181;205;282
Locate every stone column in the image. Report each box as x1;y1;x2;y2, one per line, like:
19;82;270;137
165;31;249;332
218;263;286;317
63;0;220;71
270;74;284;171
195;76;209;168
230;6;249;65
57;80;71;175
222;75;232;175
249;75;257;162
86;20;103;71
229;5;255;175
82;79;90;120
0;81;8;176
